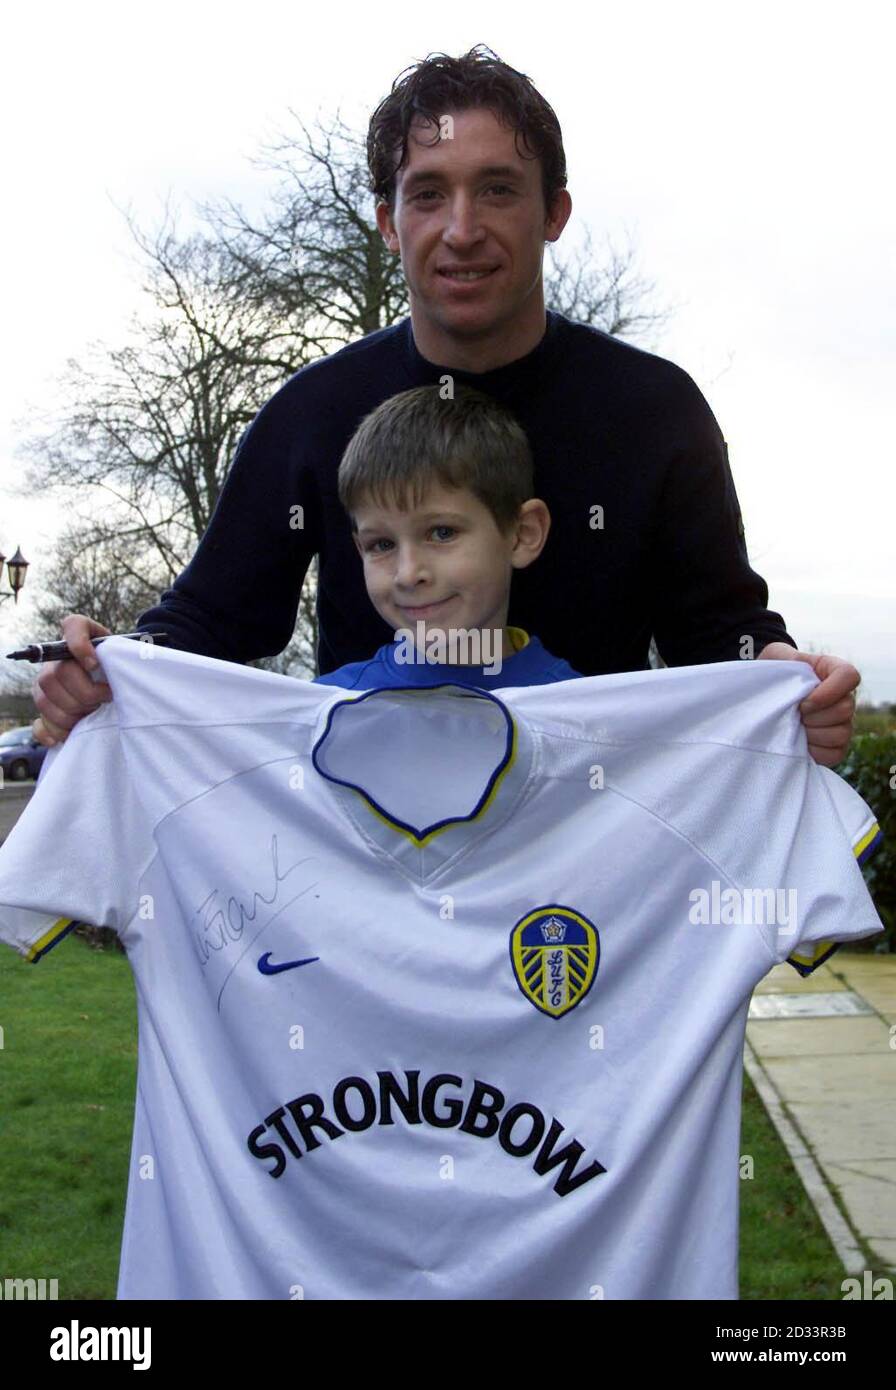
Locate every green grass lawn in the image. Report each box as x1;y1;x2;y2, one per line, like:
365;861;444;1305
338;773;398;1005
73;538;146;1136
0;931;136;1299
0;933;877;1299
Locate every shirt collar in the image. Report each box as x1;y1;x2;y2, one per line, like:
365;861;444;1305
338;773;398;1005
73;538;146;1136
310;684;537;879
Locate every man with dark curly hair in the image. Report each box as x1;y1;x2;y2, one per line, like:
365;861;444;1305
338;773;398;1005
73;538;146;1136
33;45;858;764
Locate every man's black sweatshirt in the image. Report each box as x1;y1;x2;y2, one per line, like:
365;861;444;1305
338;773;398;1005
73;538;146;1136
136;311;797;677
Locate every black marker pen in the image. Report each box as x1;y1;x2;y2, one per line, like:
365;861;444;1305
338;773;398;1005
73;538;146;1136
5;631;170;662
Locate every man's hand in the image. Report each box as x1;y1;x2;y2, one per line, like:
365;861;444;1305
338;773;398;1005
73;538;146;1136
31;613;114;747
757;642;859;767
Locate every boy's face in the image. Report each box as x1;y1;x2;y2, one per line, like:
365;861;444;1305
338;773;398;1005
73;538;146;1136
352;480;544;645
376;107;571;365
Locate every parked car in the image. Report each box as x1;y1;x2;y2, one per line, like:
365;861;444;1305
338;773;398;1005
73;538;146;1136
0;726;48;781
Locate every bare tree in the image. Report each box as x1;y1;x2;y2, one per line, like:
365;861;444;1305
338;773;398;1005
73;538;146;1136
203;110;409;348
15;210;311;560
0;524;161;703
13;206;319;673
26;523;162;636
545;225;676;346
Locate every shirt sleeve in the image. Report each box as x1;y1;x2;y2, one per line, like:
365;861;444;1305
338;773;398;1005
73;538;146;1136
780;765;885;976
649;371;798;665
135;380;321;663
611;670;886;982
0;706;155;963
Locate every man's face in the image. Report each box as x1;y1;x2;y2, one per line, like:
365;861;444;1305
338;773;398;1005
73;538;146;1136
352;479;524;644
376;107;571;357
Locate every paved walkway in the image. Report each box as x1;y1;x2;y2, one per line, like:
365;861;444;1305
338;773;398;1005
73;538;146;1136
746;953;896;1275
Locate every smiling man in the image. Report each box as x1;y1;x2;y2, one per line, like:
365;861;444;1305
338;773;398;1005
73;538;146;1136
33;44;858;765
378;104;571;371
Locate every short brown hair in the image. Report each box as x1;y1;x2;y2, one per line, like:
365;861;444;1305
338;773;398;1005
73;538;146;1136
338;384;535;535
367;43;567;214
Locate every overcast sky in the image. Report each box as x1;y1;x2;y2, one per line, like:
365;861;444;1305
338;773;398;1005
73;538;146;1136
1;0;893;696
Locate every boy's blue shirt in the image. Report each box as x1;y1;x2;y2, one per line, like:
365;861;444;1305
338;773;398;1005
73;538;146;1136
313;628;581;691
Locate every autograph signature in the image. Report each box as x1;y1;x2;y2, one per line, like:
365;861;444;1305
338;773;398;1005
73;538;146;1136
192;833;318;967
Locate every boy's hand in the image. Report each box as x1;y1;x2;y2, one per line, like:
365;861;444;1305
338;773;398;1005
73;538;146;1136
757;643;859;767
31;613;114;746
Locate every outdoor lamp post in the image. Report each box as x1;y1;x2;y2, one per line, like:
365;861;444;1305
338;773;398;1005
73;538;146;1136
0;546;29;604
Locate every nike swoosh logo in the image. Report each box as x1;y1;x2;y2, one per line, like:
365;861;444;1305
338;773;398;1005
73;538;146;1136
257;952;320;976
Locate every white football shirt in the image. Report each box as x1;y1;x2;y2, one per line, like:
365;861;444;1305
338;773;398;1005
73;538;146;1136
0;637;884;1300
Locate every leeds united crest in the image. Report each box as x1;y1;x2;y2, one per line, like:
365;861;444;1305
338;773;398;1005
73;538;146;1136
510;905;600;1019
